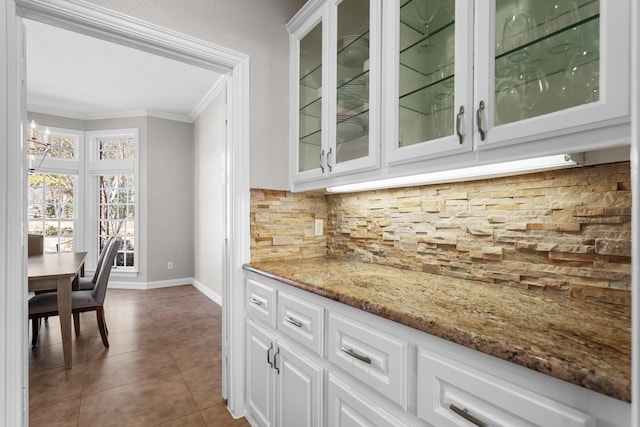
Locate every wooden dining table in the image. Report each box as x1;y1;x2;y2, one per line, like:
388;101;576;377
28;251;87;369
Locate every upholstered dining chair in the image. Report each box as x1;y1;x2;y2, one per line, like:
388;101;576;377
29;236;122;348
73;235;117;291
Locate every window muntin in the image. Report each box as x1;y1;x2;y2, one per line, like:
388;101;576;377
28;127;77;159
98;136;135;160
97;174;136;268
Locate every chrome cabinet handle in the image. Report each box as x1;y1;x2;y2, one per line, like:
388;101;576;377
284;315;302;328
341;346;371;364
267;342;273;368
273;348;280;374
476;100;486;141
327;148;333;172
449;404;488;427
250;297;262;306
456;106;465;144
319;149;325;173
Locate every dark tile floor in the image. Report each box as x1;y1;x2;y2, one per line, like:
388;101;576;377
29;285;250;426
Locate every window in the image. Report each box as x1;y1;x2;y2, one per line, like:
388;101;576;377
28;173;77;252
26;125;138;274
27;126;82;253
87;129;138;272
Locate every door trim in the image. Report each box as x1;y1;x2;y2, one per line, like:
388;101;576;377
6;0;251;422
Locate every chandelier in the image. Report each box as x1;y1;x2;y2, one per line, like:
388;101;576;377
27;120;51;173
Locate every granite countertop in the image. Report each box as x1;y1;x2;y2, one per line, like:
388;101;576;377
245;257;631;402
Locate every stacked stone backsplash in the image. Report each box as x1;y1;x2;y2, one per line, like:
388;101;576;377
251;189;328;262
250;162;631;306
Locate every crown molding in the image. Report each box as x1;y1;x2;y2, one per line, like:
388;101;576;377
27;104;195;123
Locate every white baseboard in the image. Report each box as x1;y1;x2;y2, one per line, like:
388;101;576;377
192;278;223;306
108;277;222;306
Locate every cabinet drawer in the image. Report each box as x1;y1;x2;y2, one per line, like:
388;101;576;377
328;312;407;408
277;291;324;356
246;278;276;328
417;347;594;427
327;373;409;427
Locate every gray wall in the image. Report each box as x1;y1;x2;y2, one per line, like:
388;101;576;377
194;85;226;297
146;117;194;282
83;0;308;191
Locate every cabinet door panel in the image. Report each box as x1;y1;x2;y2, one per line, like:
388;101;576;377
417;347;594;427
276;343;323;427
277;291;324;356
387;0;474;165
247;278;277;328
246;321;275;427
327;374;409;427
328;0;381;177
475;0;630;151
291;4;329;184
328;312;408;408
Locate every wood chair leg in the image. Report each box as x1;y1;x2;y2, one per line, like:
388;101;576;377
31;318;40;347
73;312;80;336
96;307;109;348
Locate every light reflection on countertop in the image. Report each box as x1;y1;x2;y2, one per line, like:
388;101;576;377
245;257;631;402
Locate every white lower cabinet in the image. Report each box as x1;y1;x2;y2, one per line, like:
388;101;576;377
244;271;630;427
327;373;409;427
246;320;323;427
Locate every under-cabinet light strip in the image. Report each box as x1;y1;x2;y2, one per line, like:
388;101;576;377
326;153;584;194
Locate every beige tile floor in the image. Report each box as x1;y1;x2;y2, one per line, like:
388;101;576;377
29;285;250;427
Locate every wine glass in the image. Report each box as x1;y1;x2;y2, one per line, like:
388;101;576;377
519;64;549;117
561;35;599;105
414;0;439;53
544;1;581;54
501;8;536;62
495;76;523;125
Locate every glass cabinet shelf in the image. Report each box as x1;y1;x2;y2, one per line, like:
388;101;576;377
399;75;454;115
337;70;369;113
300;128;321;146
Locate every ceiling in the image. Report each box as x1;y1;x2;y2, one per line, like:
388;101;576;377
25;19;224;123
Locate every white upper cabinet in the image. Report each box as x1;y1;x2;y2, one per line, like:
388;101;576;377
475;0;630;153
289;0;630;190
289;0;382;189
388;0;630;165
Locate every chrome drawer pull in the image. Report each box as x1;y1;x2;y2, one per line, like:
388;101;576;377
250;297;262;306
284;315;302;328
341;346;371;364
449;404;488;427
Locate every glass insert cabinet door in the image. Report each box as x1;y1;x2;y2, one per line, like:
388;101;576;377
388;0;473;165
335;0;370;166
298;20;323;174
398;0;456;147
476;0;629;149
494;0;600;126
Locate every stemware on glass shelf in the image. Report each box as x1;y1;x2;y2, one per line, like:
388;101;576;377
501;6;536;62
494;0;601;125
561;31;600;105
544;1;581;54
413;0;439;53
